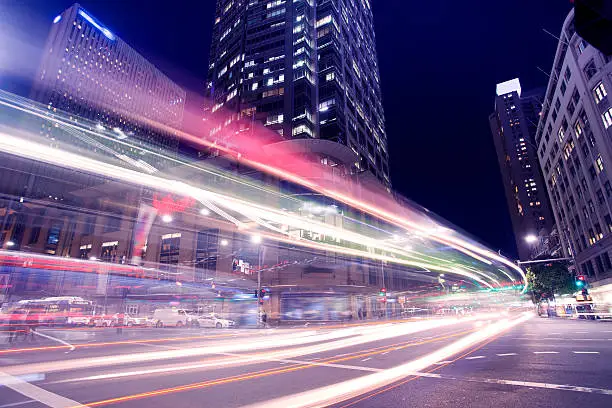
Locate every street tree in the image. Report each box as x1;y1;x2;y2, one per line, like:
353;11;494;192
525;259;574;303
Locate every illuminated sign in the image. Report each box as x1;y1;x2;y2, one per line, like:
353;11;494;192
78;10;115;40
496;78;522;97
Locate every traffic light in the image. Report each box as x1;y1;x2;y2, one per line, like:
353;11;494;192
576;275;587;288
259;289;267;304
379;288;387;296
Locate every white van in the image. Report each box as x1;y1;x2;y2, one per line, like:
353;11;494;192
152;308;193;328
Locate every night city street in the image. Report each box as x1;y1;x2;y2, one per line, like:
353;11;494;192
1;317;611;408
2;0;612;407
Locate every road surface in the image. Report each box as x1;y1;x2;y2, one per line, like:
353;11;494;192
1;315;611;408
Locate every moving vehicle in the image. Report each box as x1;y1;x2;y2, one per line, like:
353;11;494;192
15;296;94;326
89;314;114;327
151;308;193;328
113;313;148;327
194;313;236;328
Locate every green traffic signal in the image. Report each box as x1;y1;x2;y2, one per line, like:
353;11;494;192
576;280;584;287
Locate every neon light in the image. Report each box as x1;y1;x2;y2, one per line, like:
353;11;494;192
78;10;115;40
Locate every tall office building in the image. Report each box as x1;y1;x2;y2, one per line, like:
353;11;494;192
205;0;390;185
33;3;186;156
490;79;555;260
535;9;612;281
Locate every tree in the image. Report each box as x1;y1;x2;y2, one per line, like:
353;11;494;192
525;259;574;303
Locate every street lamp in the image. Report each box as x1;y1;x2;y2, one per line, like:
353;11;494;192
200;208;210;216
251;234;263;325
220;239;229;246
162;214;173;223
524;234;538;244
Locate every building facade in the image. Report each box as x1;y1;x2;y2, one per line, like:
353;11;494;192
535;9;612;282
32;3;186;158
205;0;390;185
490;79;555;260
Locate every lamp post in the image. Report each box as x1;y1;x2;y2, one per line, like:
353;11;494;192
251;234;263;325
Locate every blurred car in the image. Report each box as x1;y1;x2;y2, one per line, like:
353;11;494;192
151;308;194;328
194;313;236;328
112;313;148;327
89;314;114;327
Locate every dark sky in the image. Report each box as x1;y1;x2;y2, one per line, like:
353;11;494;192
0;0;573;258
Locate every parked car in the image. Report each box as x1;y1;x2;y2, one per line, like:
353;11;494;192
194;313;236;329
89;314;114;327
112;313;148;327
151;308;194;328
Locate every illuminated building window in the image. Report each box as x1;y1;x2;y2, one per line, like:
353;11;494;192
602;108;612;128
575;120;583;138
596;155;604;172
266;113;283;125
593;81;607;104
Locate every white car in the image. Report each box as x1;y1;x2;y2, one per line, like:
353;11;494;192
195;313;236;329
152;308;194;328
112;314;148;327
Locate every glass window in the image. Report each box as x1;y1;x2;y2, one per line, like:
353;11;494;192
584;59;597;80
602;107;612;128
596;155;604;172
593;81;607;103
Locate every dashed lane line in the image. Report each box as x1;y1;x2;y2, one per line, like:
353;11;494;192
572;351;600;354
496;353;517;356
533;351;559;354
464;355;485;360
406;371;612;396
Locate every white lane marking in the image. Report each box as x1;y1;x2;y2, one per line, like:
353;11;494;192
496;353;517;356
550;332;561;335
0;401;37;408
0;371;87;408
542;337;562;340
533;351;559;354
572;351;600;354
361;358;372;362
133;342;181;350
576;332;588;334
465;355;486;360
33;331;75;353
434;360;452;365
513;337;530;340
402;371;612;396
381;352;389;355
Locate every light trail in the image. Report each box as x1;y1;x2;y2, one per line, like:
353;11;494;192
53;327;476;385
241;313;532;408
0;130;520;288
0;133;516;287
2;316;496;377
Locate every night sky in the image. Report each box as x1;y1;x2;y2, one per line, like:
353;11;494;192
0;0;574;258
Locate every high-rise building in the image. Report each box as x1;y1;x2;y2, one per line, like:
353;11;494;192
535;9;612;281
33;3;186;156
490;79;555;260
205;0;390;185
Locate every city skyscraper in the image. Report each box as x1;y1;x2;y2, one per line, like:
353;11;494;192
536;9;612;282
32;3;186;157
205;0;390;185
490;78;555;260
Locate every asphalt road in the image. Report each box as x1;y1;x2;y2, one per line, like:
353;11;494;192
0;315;611;408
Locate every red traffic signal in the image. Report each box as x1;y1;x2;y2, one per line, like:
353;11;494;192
577;275;586;281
